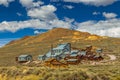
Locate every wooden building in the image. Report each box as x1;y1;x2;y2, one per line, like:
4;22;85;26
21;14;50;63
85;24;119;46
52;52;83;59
41;43;71;60
38;55;46;60
16;55;32;63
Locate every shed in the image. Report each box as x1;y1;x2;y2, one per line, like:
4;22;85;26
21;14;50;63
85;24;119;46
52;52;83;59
17;55;32;62
96;48;103;56
38;55;46;60
96;48;103;53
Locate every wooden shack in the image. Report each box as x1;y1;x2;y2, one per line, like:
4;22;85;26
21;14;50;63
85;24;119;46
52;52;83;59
96;48;103;56
16;55;32;63
38;55;46;60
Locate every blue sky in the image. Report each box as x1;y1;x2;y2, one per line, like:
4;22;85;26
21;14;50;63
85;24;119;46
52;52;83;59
0;0;120;47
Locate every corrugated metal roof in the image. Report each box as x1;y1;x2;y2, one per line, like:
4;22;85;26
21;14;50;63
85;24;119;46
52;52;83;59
64;52;69;54
45;43;70;57
46;51;51;57
53;43;69;49
46;51;61;57
53;45;65;49
71;50;79;53
96;48;103;53
78;51;86;56
38;55;44;57
19;55;31;58
70;54;78;57
71;50;79;55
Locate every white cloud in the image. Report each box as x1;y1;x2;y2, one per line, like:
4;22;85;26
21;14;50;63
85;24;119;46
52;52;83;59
34;30;45;35
103;12;117;19
34;30;40;34
64;17;75;23
0;18;74;33
0;1;119;38
63;0;117;6
0;19;48;32
0;3;74;33
0;0;14;7
32;1;44;7
19;0;44;8
27;5;57;21
76;19;120;37
19;0;33;8
20;1;56;21
93;11;100;15
49;19;73;28
0;15;120;37
64;5;74;9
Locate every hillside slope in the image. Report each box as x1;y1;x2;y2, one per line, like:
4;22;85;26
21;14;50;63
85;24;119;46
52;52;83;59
0;28;119;66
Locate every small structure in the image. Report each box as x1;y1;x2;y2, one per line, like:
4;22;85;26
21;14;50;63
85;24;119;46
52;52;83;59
16;55;32;63
96;48;103;57
93;48;103;61
96;48;103;55
38;55;46;60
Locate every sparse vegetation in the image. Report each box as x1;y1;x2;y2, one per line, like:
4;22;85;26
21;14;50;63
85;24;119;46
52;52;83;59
0;28;119;80
0;63;119;80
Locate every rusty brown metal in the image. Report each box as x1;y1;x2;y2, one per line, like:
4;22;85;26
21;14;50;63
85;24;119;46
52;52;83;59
15;57;18;61
44;59;68;68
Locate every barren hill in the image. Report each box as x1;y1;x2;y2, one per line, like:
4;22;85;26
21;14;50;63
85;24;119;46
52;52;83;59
6;28;91;46
0;28;119;66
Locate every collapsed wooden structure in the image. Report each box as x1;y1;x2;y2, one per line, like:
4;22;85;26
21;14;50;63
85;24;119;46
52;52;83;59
64;45;104;65
44;59;68;68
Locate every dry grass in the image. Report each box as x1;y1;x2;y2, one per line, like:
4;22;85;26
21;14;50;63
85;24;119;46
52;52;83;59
0;28;119;66
0;28;119;80
0;62;119;80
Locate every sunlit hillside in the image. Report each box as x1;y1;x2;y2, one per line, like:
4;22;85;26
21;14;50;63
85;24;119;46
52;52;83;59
0;28;119;66
0;28;120;80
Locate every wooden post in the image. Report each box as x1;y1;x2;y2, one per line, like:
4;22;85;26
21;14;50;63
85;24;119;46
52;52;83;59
51;44;53;58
